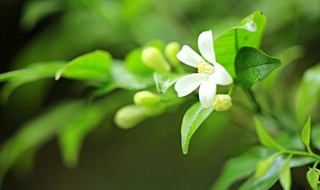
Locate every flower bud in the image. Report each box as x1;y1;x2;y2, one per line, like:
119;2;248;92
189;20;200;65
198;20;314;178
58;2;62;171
114;105;146;129
212;94;232;111
141;47;171;72
144;103;166;116
134;91;161;107
165;42;181;66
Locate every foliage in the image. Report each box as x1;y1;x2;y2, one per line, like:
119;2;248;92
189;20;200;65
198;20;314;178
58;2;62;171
1;0;320;189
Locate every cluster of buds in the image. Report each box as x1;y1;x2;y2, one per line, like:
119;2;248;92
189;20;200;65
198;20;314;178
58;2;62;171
141;42;183;73
115;38;233;129
115;91;165;129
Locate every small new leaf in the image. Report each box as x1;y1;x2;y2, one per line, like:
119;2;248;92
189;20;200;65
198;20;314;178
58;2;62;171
235;47;281;88
153;72;180;93
254;117;283;150
307;168;319;190
301;116;311;149
181;102;214;154
279;155;292;190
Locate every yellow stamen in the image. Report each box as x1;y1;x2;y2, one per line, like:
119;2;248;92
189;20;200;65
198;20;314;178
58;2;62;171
196;61;214;74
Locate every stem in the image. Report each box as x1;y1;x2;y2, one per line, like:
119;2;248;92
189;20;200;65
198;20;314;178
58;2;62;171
173;64;185;74
244;88;262;114
228;85;235;95
284;150;320;161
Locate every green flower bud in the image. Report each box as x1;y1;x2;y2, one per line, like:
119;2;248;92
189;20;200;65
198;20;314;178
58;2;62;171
134;91;161;106
114;105;146;129
165;42;181;66
141;47;171;72
212;94;232;111
144;103;166;117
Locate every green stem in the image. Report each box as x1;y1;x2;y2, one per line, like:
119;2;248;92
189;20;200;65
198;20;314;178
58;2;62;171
173;64;185;74
284;150;320;161
244;88;262;114
228;85;235;95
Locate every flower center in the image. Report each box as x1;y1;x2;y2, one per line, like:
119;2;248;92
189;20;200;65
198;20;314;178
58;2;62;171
196;61;215;74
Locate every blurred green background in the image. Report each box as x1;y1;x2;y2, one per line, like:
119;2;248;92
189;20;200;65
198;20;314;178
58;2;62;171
0;0;319;189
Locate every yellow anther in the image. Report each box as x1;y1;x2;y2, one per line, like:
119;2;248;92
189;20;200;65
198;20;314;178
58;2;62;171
196;62;214;74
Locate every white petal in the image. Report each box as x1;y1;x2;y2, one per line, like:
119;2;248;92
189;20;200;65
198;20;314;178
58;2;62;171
198;30;216;63
176;45;204;68
210;63;233;85
175;73;208;97
199;79;217;108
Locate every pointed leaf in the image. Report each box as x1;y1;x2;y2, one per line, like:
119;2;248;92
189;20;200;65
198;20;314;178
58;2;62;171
0;101;85;184
0;61;65;102
58;105;106;168
254;117;283;150
301;116;311;149
254;154;279;178
215;11;267;77
211;148;261;190
279;155;292;190
307;168;319;190
296;64;320;122
240;156;314;190
0;62;65;82
235;47;281;88
311;124;320;150
181;102;214;154
56;50;112;82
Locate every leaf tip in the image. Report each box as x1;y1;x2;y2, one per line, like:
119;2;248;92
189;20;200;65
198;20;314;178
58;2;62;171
55;69;63;80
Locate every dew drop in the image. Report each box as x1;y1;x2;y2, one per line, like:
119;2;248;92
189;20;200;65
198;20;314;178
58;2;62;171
243;19;257;32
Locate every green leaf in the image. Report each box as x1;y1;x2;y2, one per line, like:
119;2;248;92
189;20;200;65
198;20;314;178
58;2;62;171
311;124;320;150
235;47;281;88
214;11;267;77
254;154;279;178
0;100;85;184
307;168;319;190
21;0;63;29
254;117;283;150
56;50;112;82
211;148;261;190
89;61;153;98
0;62;65;82
240;156;282;190
125;48;153;75
296;64;320;123
240;156;314;190
181;102;214;154
263;45;304;90
58;105;106;168
279;155;292;190
111;60;153;90
153;72;181;93
0;62;66;102
301;116;311;149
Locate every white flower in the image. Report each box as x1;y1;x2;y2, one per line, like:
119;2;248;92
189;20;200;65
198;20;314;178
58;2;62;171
174;30;233;108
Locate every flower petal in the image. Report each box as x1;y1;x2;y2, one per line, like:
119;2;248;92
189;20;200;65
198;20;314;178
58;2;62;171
176;45;204;68
198;30;216;64
210;63;233;85
199;79;217;108
175;73;208;97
